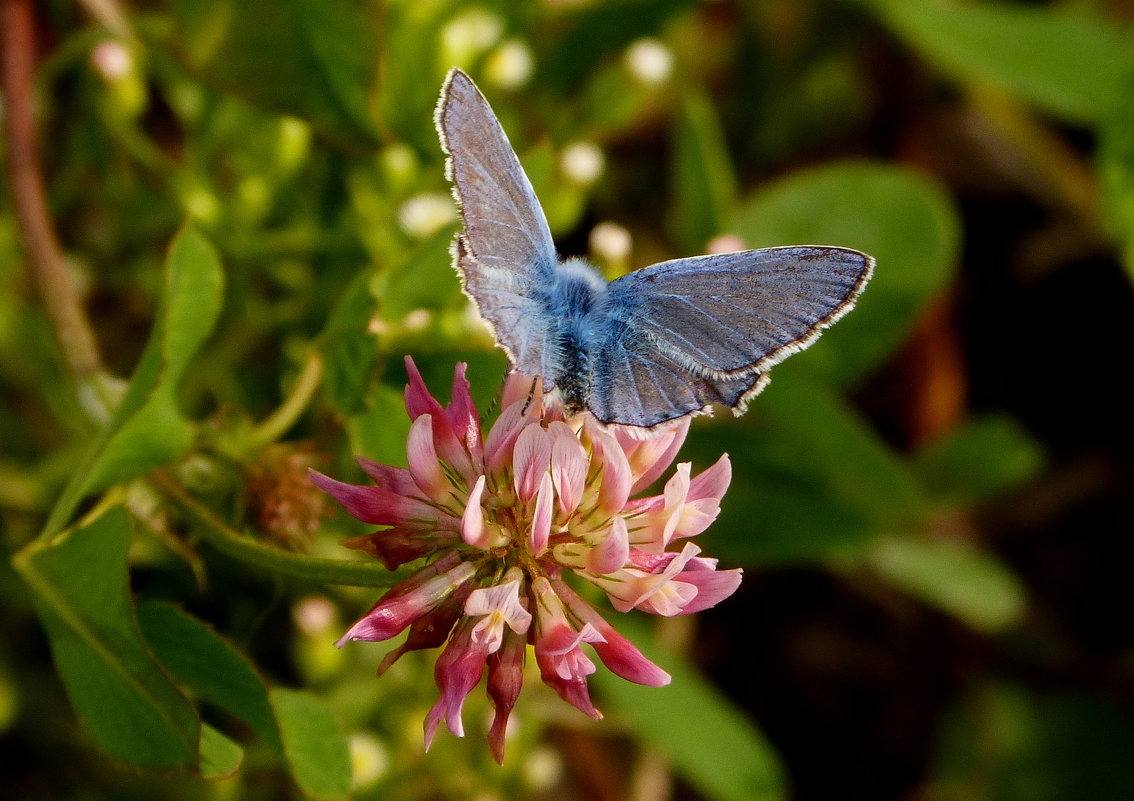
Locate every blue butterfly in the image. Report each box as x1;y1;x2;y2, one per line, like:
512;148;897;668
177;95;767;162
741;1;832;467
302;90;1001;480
436;68;873;429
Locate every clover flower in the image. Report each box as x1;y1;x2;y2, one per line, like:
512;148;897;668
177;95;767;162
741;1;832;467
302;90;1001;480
310;357;742;762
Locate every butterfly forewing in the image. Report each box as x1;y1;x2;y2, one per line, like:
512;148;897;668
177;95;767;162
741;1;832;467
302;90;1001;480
437;69;558;376
606;246;873;378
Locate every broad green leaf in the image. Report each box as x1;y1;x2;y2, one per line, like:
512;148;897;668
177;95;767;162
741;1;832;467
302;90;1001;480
594;621;785;801
199;724;244;778
868;0;1134;124
12;508;200;769
270;687;352;801
865;537;1026;631
171;0;380;151
914;415;1044;504
349;384;412;468
731;162;959;385
320;270;379;416
137;602;281;752
375;225;462;321
670;90;738;253
45;226;224;535
771;372;921;516
690;372;926;563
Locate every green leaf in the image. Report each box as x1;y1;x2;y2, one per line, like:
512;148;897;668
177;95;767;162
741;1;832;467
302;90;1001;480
269;687;352;801
670;90;738;252
12;508;200;769
545;0;700;90
762;371;926;521
320;270;379;416
1099;73;1134;284
731;162;959;385
522;143;588;236
375;225;463;321
137;602;281;752
45;225;225;536
932;684;1134;801
377;0;449;146
199;724;244;779
865;537;1026;631
593;622;785;801
867;0;1134;124
914;415;1044;504
171;0;380;151
349;383;412;468
691;372;926;563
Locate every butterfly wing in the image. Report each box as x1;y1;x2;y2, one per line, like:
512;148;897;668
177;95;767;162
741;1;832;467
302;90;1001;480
587;335;769;427
436;68;558;376
589;246;873;426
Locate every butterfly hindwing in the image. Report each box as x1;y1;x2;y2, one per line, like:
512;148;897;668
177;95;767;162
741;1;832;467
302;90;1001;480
588;329;769;426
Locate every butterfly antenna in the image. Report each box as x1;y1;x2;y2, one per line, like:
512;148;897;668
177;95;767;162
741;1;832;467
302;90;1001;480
520;376;538;417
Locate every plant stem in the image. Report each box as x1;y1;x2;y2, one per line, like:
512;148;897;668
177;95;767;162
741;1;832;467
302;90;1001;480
1;0;104;379
247;350;325;451
152;470;404;588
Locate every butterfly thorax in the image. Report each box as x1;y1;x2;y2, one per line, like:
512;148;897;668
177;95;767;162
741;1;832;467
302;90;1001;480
545;259;608;414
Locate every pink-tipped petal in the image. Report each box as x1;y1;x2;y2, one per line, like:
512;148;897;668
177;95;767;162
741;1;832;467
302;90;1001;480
376;594;465;676
512;423;551;503
552;577;671;687
406;415;452;503
466;574;533;653
688;453;732;502
341;528;451;571
667;567;744;615
587;516;629;575
424;621;490;745
336;560;475;645
549;421;588;516
460;475;490;548
404;356;446;421
600;543;707;616
403;358;477;480
309;469;436;526
487;626;526;764
484;400;535;475
535;647;603;720
530;473;554;556
619;417;691;494
446;362;482;462
501;372;543;414
355;457;419;496
589;426;632;515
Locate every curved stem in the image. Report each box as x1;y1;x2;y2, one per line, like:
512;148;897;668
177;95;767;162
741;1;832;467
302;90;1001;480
152;470;404;589
246;349;324;450
1;0;104;379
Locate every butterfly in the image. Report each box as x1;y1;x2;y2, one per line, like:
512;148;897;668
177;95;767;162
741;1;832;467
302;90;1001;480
436;68;873;429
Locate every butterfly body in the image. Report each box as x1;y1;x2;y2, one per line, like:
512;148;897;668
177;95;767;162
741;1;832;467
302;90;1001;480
437;68;874;429
540;258;609;414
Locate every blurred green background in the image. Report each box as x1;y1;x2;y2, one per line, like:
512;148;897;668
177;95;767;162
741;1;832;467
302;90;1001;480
2;0;1133;800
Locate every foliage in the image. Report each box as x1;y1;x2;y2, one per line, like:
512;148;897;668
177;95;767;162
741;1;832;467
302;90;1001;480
2;1;1132;800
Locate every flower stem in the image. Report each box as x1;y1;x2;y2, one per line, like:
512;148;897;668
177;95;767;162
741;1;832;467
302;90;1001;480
246;349;324;450
1;0;104;380
152;470;404;588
